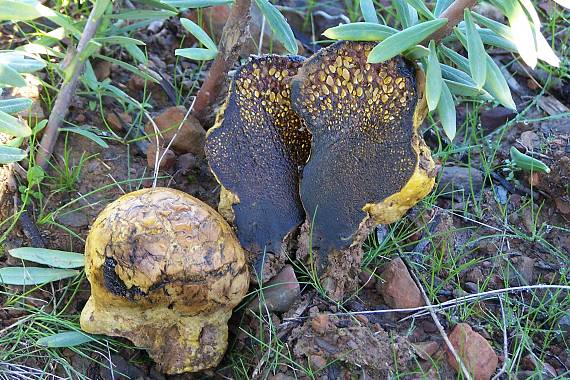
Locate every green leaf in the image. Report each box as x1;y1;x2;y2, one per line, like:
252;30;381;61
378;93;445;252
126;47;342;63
0;64;26;87
0;0;41;21
392;0;418;29
9;248;84;269
175;47;218;60
464;10;486;88
484;54;516;110
92;0;112;19
510;146;550;173
440;45;469;72
162;0;233;7
426;40;442;111
0;98;32;114
360;0;379;23
95;36;146;46
497;0;537;68
180;18;218;50
0;110;32;137
437;80;456;141
434;0;454;16
131;0;178;12
37;331;95;348
444;79;492;99
403;45;429;59
441;64;475;86
255;0;298;54
125;44;148;64
60;127;109;148
0;267;79;285
456;24;517;52
367;19;447;63
0;52;46;73
109;10;177;20
323;22;397;41
404;0;435;19
0;145;26;164
94;54;158;83
78;40;102;63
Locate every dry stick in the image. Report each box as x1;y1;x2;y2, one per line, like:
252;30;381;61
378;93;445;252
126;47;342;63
492;296;509;380
191;0;252;125
403;257;474;380
35;6;104;169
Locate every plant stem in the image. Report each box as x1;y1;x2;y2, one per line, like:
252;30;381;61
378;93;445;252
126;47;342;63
426;0;478;43
191;0;252;125
35;4;104;169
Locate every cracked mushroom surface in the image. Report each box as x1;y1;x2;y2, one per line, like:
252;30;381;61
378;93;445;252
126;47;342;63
291;41;436;295
80;187;249;374
205;55;311;279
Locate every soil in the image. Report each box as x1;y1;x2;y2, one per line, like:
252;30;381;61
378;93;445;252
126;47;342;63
1;2;569;380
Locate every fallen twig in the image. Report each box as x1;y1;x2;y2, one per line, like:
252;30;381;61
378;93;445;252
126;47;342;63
492;296;509;380
35;5;105;169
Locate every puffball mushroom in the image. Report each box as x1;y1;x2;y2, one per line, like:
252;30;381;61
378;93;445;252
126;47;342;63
291;41;436;296
205;55;311;280
80;187;249;374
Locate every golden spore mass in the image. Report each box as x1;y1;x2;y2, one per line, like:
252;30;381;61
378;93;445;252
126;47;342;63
206;55;311;259
291;41;434;253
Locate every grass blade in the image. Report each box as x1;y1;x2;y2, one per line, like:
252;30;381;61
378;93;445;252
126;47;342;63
180;18;218;51
437;80;456;141
254;0;298;54
323;22;397;41
484;54;516;110
426;40;442;111
9;248;85;269
60;127;109;148
360;0;379;23
367;19;447;63
0;267;79;285
464;9;486;88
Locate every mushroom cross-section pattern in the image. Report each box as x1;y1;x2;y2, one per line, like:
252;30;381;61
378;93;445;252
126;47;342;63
205;55;311;278
291;41;436;256
80;187;249;374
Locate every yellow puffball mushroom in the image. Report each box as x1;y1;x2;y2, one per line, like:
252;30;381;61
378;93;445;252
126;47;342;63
80;187;249;374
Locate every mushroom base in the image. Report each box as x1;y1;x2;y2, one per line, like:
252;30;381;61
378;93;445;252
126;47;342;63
80;297;231;374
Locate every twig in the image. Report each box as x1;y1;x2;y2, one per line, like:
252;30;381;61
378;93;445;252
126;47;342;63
424;0;478;44
191;0;252;125
35;5;104;169
492;296;509;380
402;256;474;380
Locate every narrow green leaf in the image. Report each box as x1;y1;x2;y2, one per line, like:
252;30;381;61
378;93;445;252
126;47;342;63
444;79;492;99
535;30;559;67
9;248;84;269
95;36;146;46
0;52;46;73
0;98;32;114
60;127;109;148
437;80;456;141
441;64;476;86
94;54;159;83
498;0;537;68
510;147;550;173
180;18;218;51
125;44;148;64
434;0;454;16
0;145;26;164
92;0;112;19
0;64;26;87
0;0;41;21
368;19;447;63
457;24;517;52
360;0;379;23
131;0;178;12
551;0;570;8
392;0;418;28
484;54;516;110
464;10;486;88
254;0;298;54
403;45;429;59
0;267;79;285
323;22;397;41
426;40;442;111
162;0;233;7
440;45;469;72
109;10;177;20
175;47;218;60
405;0;435;19
0;111;32;137
37;331;95;348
